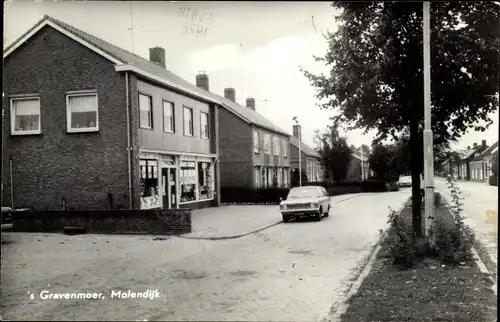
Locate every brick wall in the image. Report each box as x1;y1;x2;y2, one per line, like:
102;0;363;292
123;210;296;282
9;209;191;235
218;108;253;188
2;26;130;210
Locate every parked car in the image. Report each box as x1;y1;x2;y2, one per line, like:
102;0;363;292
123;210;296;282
398;175;412;187
279;186;331;223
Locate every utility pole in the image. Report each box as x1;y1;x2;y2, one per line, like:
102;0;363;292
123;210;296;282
423;1;435;240
293;117;302;186
360;148;365;180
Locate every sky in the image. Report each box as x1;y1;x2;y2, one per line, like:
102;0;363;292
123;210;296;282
3;0;499;151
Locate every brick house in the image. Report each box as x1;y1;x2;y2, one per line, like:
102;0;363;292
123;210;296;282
192;74;291;189
347;152;371;181
470;141;498;183
2;15;223;211
289;125;323;182
455;141;488;181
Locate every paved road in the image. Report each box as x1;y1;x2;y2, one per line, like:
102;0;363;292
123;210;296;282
1;191;410;321
434;177;498;268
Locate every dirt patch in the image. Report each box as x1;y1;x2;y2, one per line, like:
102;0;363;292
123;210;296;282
229;270;259;278
340;203;497;322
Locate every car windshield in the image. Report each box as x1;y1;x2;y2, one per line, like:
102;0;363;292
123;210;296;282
401;176;411;181
287;187;319;199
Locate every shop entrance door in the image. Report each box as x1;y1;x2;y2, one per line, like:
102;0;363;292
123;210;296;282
162;168;177;209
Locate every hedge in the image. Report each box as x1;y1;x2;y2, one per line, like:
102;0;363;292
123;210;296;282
489;175;498;186
221;179;393;204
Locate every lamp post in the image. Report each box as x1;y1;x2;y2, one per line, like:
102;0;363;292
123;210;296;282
423;1;435;239
293;117;302;186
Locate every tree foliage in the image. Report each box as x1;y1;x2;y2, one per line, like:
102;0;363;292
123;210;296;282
315;126;353;181
303;1;499;146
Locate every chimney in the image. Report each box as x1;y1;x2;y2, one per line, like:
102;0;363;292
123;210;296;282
149;47;166;68
482;140;487;147
293;124;302;140
196;73;209;91
224;88;235;102
246;98;255;110
473;142;478;148
467;146;471;150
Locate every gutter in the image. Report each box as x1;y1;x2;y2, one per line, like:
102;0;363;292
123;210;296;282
125;72;133;209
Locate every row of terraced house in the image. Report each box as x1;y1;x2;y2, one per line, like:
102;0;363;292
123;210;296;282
442;140;499;183
2;15;324;211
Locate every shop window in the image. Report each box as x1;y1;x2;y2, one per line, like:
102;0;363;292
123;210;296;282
140;159;160;209
198;161;214;200
180;161;196;202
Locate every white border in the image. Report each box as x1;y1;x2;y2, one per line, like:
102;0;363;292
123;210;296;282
66;91;99;133
10;96;42;135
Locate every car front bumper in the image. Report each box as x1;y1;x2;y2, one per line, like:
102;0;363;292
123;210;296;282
398;182;412;187
281;208;320;216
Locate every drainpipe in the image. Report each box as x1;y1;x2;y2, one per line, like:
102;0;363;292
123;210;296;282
125;72;133;209
9;155;14;209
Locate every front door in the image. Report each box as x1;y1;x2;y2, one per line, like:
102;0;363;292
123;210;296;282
162;168;177;209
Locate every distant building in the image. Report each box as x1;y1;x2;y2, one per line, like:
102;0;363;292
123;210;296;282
470;141;498;183
289;125;323;183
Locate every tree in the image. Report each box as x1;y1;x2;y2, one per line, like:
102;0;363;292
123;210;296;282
303;2;499;237
315;125;353;182
368;143;394;180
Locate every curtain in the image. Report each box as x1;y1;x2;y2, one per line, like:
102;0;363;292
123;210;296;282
69;95;97;128
14;99;40;131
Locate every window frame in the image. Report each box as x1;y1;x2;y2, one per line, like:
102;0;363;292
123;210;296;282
183;106;194;137
274;136;280;156
263;133;271;155
162;100;175;133
200;111;209;139
253;130;260;153
283;138;287;157
139;92;153;130
66;91;99;133
10;95;42;135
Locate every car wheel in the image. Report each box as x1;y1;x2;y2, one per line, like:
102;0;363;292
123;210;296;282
315;210;322;221
324;205;330;217
282;215;290;223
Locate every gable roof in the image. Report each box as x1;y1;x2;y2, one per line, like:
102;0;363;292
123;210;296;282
289;136;320;158
474;141;498;160
3;15;290;136
351;152;368;162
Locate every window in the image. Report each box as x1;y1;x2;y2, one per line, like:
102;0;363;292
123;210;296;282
183;107;194;136
274;137;280;155
163;101;175;133
253;131;260;153
255;167;260;188
283;139;287;157
283;169;288;187
198;161;214;200
140;159;160;209
66;92;98;132
180;161;196;202
200;112;209;139
263;134;271;154
10;97;41;135
139;93;153;129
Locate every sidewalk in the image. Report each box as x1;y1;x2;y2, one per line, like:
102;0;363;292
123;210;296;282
181;205;283;239
435;177;498;279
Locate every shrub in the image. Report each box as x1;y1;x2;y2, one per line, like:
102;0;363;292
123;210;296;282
379;208;416;268
221;188;289;204
428;177;475;264
361;179;387;192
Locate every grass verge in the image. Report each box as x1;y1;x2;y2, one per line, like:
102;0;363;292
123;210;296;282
340;200;497;322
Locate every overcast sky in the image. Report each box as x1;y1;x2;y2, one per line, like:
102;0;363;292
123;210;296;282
4;0;498;150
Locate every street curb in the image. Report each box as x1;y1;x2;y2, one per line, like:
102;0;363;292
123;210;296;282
176;220;283;241
439;194;497;296
327;199;409;322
